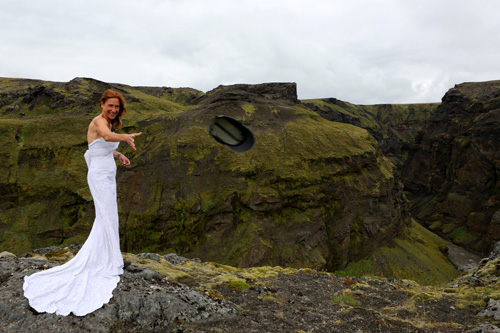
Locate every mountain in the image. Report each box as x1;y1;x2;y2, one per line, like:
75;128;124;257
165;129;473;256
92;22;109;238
0;77;457;283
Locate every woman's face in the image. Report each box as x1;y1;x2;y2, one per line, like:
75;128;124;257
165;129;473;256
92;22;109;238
100;97;121;121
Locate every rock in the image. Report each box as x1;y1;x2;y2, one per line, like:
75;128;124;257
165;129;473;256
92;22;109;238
0;256;236;332
163;253;189;265
489;241;500;260
21;246;60;257
467;323;500;333
136;252;162;262
0;252;16;258
65;244;83;252
124;264;164;281
478;298;500;320
402;80;500;255
446;240;482;272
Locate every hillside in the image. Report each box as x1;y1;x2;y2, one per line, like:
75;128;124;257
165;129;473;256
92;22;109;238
301;98;440;167
0;77;456;283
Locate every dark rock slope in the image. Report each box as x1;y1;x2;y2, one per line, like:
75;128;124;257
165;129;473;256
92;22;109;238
402;81;500;254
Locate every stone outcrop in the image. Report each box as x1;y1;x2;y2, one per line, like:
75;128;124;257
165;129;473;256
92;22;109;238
0;250;236;332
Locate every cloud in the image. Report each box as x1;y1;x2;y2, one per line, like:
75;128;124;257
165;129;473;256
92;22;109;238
1;0;500;104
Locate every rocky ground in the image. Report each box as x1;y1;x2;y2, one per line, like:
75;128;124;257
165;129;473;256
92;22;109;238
1;246;500;332
183;272;482;332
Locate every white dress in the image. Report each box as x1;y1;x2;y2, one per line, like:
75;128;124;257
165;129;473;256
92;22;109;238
23;137;124;316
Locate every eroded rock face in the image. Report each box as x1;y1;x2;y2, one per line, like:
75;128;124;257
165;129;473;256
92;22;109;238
402;81;500;254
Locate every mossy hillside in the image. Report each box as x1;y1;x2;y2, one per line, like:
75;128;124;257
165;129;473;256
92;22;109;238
1;78;412;275
303;99;439;139
0;115;94;253
0;77;197;121
118;106;407;270
336;219;460;285
0;77;199;254
303;99;440;168
302;99;380;130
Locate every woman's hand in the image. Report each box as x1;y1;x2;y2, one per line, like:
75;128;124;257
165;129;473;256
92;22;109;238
118;153;131;166
124;132;142;150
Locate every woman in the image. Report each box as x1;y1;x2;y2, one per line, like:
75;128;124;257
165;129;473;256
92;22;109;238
23;89;142;316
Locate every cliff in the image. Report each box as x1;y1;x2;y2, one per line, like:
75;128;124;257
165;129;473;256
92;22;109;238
402;80;500;254
0;77;418;275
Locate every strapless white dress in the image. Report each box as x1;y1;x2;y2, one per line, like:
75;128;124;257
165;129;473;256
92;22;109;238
23;137;124;316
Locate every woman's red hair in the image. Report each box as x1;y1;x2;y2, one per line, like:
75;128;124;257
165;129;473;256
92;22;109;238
99;89;127;130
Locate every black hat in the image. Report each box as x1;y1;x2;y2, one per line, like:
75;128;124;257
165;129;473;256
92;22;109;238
209;115;255;153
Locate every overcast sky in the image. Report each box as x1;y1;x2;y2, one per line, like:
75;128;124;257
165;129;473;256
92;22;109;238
1;0;499;104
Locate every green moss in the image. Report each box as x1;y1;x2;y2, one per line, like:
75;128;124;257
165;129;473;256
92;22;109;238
332;294;361;307
227;280;251;292
335;259;375;278
45;248;77;263
336;220;460;285
428;221;442;231
241;104;257;118
448;227;479;246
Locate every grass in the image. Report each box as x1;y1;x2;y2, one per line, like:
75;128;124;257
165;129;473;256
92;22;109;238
227;280;251;292
332;294;361;307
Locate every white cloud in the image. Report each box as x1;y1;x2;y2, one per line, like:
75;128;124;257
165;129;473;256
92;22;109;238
1;0;500;104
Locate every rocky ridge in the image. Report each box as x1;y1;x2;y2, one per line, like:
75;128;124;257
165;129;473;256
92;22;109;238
0;246;499;332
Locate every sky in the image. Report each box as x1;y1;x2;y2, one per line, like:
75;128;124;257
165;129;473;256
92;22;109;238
1;0;500;104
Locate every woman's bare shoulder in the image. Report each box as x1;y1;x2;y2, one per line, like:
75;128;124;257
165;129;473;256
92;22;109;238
87;116;103;143
91;114;105;124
